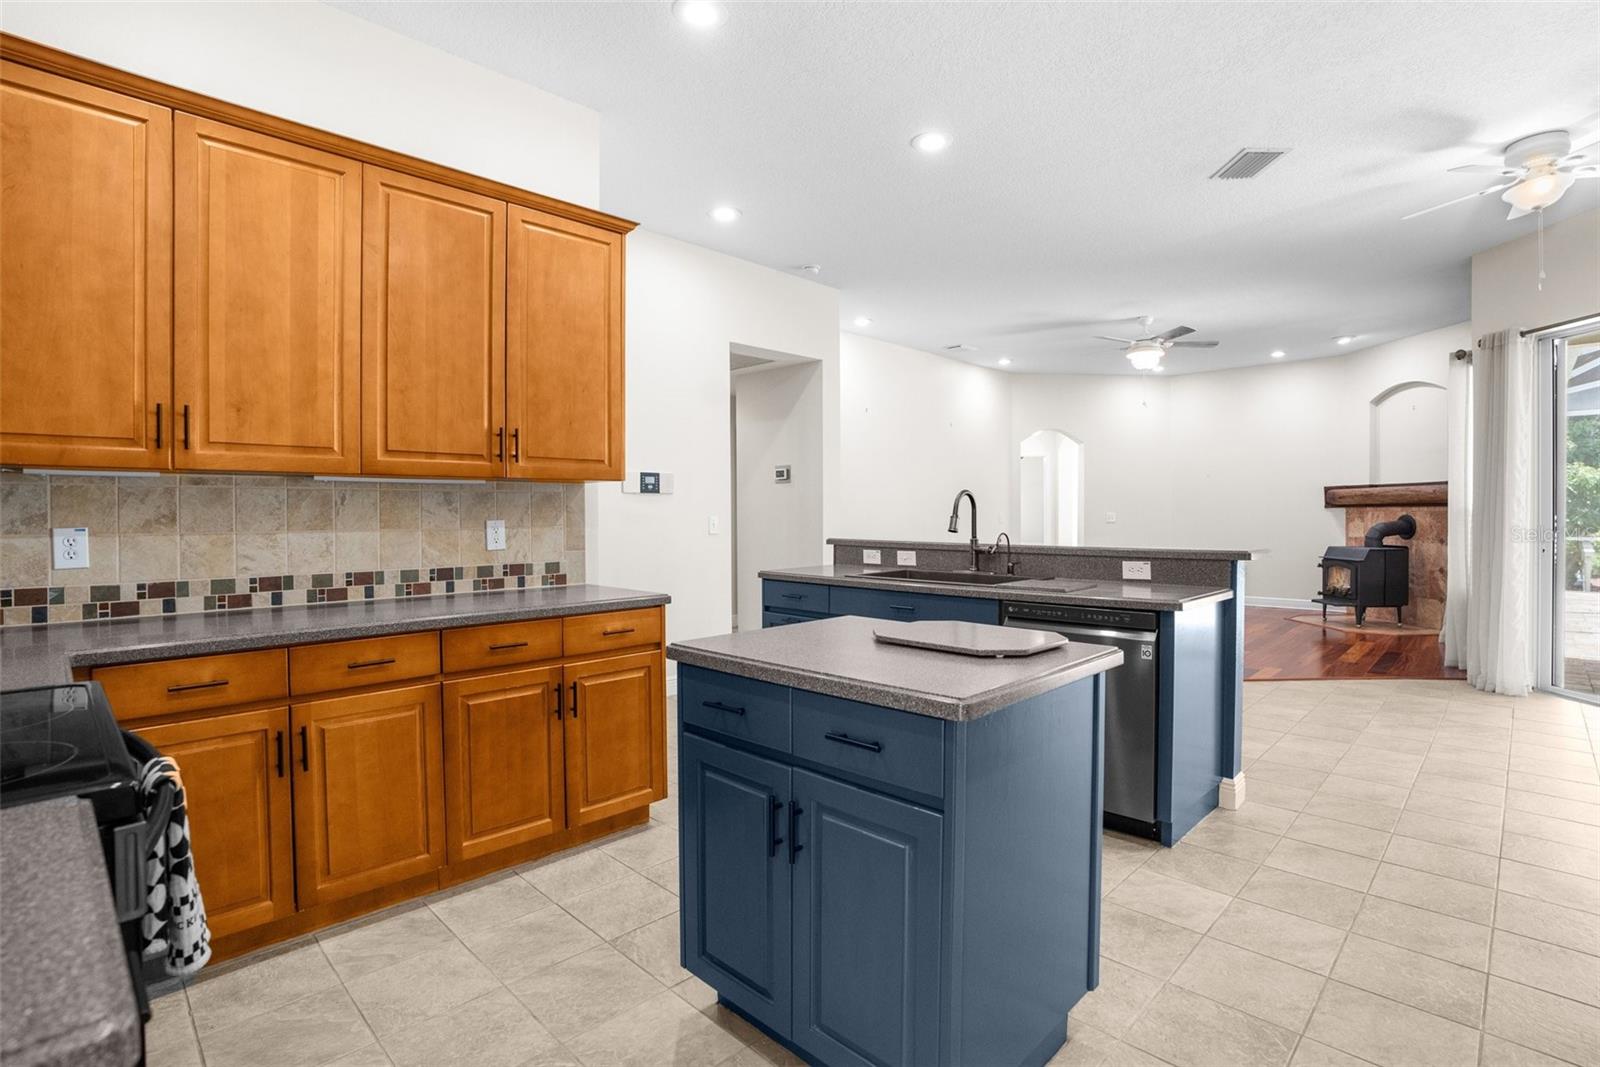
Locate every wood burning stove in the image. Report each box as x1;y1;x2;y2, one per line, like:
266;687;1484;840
1316;514;1416;625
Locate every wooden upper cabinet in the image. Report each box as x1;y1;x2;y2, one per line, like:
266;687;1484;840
0;61;172;469
506;206;625;481
362;167;506;478
173;115;360;473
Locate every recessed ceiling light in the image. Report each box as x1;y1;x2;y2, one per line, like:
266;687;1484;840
1334;335;1355;345
910;131;951;154
798;264;822;275
672;0;725;28
852;316;873;328
709;205;741;224
997;358;1012;367
1270;350;1286;359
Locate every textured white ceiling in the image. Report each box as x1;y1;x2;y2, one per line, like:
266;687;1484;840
334;1;1600;374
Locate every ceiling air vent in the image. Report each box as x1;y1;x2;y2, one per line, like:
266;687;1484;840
1210;148;1287;180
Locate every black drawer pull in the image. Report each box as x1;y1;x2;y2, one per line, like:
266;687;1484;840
824;731;882;753
780;593;805;601
768;796;783;858
298;725;309;772
154;402;163;449
488;641;529;652
496;426;505;461
181;403;191;449
701;700;746;716
887;604;917;614
167;678;229;694
554;682;563;719
788;800;804;864
601;626;636;636
274;730;284;778
347;657;396;670
570;681;578;718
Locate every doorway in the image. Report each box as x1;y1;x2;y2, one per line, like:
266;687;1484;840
1018;429;1083;546
1540;319;1600;698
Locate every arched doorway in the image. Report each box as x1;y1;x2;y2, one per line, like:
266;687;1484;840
1018;429;1083;545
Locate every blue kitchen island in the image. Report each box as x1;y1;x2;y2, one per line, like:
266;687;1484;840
668;615;1123;1067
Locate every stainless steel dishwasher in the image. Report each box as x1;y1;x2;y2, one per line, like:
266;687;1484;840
1001;602;1160;838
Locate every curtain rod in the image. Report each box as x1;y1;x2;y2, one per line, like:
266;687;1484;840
1521;312;1600;338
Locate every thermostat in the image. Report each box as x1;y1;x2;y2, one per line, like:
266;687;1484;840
774;465;791;484
639;472;660;494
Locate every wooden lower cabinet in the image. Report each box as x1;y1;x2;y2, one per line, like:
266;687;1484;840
443;665;565;863
564;650;667;826
133;707;294;939
291;682;446;907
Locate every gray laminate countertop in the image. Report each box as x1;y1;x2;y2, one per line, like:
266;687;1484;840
826;538;1253;561
0;798;140;1067
760;564;1232;612
0;584;670;690
668;614;1123;721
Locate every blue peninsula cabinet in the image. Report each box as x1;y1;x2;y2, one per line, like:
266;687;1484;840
670;616;1123;1067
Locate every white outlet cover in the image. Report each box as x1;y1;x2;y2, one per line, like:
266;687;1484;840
1122;560;1152;581
52;527;89;569
485;519;506;551
896;550;917;566
1105;511;1117;524
862;549;882;565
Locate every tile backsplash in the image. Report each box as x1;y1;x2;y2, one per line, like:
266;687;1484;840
0;472;585;626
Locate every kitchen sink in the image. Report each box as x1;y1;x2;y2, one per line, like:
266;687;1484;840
860;568;1026;586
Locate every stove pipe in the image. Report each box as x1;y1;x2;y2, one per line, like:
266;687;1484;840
1363;513;1417;547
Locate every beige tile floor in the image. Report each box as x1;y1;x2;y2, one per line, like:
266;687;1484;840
145;680;1600;1067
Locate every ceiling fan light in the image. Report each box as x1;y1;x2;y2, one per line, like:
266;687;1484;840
1126;342;1164;372
1504;171;1575;211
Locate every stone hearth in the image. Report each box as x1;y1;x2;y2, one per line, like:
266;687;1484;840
1323;482;1447;630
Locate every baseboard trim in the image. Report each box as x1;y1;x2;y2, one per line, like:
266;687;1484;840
1219;774;1246;810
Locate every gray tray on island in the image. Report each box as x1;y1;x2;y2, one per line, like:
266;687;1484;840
872;620;1068;658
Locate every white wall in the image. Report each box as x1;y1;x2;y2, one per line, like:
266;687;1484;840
1472;209;1600;337
835;333;1013;544
598;232;838;665
1372;382;1449;483
0;1;600;206
733;361;824;628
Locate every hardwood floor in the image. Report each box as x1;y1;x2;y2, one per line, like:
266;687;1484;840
1245;606;1465;681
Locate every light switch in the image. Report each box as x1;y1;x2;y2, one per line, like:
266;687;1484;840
708;515;720;535
1105;511;1117;524
52;527;89;569
485;519;506;551
862;549;882;565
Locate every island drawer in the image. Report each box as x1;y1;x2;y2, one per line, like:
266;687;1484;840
564;607;662;658
679;665;791;753
828;586;999;625
290;632;440;694
94;649;288;721
442;619;562;673
792;691;944;799
763;580;830;615
761;611;817;628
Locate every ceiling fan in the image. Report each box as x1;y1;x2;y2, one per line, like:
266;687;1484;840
1402;128;1600;221
1094;325;1217;371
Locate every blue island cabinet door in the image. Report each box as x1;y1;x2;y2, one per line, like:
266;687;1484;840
680;734;792;1035
791;768;942;1067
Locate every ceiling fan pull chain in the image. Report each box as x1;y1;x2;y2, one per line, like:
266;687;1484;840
1536;207;1546;292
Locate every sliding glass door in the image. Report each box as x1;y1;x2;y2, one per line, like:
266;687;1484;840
1542;320;1600;697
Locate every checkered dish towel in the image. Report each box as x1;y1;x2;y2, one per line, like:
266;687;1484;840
138;756;212;976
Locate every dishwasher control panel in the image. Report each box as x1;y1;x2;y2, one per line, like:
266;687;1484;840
1001;602;1160;632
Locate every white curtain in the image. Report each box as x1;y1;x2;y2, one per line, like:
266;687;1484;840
1460;329;1537;695
1440;351;1472;665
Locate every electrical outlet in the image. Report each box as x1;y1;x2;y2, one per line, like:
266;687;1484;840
485;519;506;551
1122;560;1152;581
896;550;917;566
862;549;882;565
52;527;89;570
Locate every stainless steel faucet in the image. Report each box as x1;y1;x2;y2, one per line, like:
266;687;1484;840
947;489;979;571
988;531;1017;575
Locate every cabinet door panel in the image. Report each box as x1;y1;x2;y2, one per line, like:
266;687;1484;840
134;707;294;938
792;769;942;1067
363;167;506;477
174;115;360;472
292;682;445;906
0;61;171;469
564;650;665;825
443;666;564;863
506;206;623;481
680;734;791;1035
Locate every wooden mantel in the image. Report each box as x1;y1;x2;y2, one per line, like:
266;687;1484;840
1323;481;1447;508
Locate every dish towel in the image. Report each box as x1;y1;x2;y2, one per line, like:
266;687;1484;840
137;756;212;976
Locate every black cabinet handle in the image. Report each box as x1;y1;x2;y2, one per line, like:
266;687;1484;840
824;731;882;753
496;426;505;461
701;700;745;716
602;626;636;637
768;796;783;858
788;800;804;864
888;604;916;614
488;641;529;652
274;730;284;778
181;403;191;449
167;678;228;694
512;428;521;462
154;402;163;449
780;593;804;601
346;657;396;670
554;682;563;720
570;681;578;718
298;725;309;772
